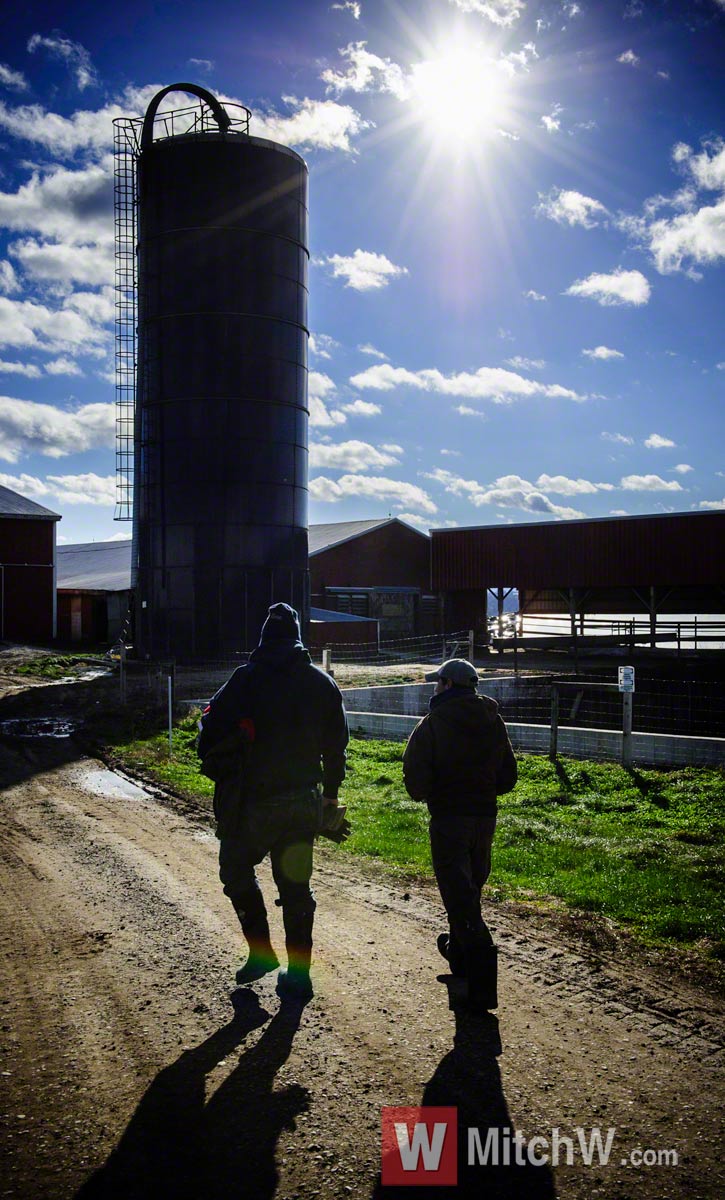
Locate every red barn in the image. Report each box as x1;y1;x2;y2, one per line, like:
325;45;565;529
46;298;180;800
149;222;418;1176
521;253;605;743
0;484;61;644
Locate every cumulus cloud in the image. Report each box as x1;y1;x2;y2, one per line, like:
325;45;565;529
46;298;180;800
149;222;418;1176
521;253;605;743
0;261;20;294
427;468;586;519
349;362;585;403
309;439;400;472
523;289;547;301
540;103;563;134
251;95;369;153
340;399;381;417
310;473;437;514
698;498;725;510
322;42;410;100
456;405;487;419
674;463;693;474
309;333;338;360
645;433;676;449
620;474;684;491
321;249;408;291
0;397;115;462
0;159;113;244
582;346;624;360
447;0;525;27
45;472;116;505
395;512;430;531
331;1;362;16
601;431;634;445
358;343;388;359
0;64;27;92
9;237;114;287
27;33;98;91
535;474;615;495
188;57;214;72
537;187;609;228
0;359;42;378
566;268;651;306
308;371;347;428
44;356;83;376
617;49;640;66
0;295;109;355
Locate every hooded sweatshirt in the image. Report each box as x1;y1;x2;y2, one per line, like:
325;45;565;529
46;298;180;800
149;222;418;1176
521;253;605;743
402;688;517;818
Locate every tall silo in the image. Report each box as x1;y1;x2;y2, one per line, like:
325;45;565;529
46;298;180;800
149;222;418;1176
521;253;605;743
113;84;309;658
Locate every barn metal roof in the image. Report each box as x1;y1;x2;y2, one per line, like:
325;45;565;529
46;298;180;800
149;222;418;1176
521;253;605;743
309;517;428;556
0;484;60;521
57;539;132;591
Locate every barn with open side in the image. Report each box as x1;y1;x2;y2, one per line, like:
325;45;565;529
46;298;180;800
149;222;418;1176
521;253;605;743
431;510;725;644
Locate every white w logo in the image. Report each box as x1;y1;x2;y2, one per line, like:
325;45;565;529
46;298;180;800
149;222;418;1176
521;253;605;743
394;1122;448;1172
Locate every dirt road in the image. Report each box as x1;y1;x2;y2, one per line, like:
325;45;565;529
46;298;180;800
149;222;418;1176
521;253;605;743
1;730;723;1200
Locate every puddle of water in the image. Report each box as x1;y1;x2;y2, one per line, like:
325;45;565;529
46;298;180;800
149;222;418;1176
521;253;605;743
77;768;148;801
0;717;76;739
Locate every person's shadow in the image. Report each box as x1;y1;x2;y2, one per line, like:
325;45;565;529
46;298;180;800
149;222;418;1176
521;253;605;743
75;990;309;1200
373;981;558;1199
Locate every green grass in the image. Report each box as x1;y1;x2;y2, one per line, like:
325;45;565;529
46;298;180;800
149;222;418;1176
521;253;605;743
105;714;725;960
12;654;104;680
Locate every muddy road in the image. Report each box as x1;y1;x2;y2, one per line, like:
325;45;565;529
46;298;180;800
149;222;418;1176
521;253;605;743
0;725;723;1199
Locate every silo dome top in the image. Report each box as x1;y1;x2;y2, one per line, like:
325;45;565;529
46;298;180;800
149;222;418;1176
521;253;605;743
113;83;251;153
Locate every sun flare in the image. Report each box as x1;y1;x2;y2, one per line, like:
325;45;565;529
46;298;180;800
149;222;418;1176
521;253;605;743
409;47;513;146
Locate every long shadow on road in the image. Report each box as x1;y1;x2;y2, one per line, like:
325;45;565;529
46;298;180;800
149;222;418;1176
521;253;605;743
75;991;308;1200
373;985;558;1200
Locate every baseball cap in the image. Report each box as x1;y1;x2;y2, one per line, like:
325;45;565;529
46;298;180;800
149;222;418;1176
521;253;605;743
425;658;479;688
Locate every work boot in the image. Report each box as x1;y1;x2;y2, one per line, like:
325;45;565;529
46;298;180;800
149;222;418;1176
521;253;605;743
278;903;315;1001
437;932;466;977
232;896;279;984
276;966;313;1002
467;944;498;1012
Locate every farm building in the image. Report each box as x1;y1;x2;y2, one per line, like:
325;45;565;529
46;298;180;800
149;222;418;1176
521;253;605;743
57;540;132;645
0;484;60;644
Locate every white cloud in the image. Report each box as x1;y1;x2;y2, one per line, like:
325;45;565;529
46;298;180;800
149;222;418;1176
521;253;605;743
309;439;399;472
27;33;98;91
644;433;676;449
717;362;725;370
582;346;624;360
331;1;362;16
698;498;725;510
523;289;547;301
0;295;109;354
0;159;113;243
322;42;410;100
309;333;338;360
617;49;640;66
9;237;114;287
620;474;684;492
322;249;408;291
0;261;20;294
440;448;462;457
505;356;546;371
44;356;83;376
308;371;347;428
674;463;693;474
535;474;615;495
340;399;381;417
566;268;651;306
447;0;525;27
427;468;586;519
601;431;634;445
0;397;114;462
396;512;430;530
610;509;629;516
541;104;563;134
537;187;609;228
358;342;389;359
0;359;42;378
45;472;115;505
310;473;437;513
456;405;488;419
251;95;369;153
350;362;585;403
188;57;214;72
0;64;27;92
0;84;182;156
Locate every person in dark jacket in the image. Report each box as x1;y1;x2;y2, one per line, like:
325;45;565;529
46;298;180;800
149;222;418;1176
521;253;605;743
198;602;349;1001
403;658;517;1010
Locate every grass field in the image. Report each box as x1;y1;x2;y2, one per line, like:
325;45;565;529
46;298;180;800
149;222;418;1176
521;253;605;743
105;712;725;962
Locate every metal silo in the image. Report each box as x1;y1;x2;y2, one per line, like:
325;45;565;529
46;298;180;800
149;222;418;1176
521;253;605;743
113;84;309;658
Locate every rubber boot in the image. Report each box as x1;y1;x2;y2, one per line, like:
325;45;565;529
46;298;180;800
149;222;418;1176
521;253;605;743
467;944;498;1012
437;932;467;978
232;895;279;984
277;905;315;1001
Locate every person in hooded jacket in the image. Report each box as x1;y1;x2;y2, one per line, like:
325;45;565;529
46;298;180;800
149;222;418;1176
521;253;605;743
402;658;517;1010
197;602;348;1001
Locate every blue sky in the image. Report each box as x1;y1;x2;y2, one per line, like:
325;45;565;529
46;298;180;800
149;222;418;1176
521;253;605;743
0;0;723;543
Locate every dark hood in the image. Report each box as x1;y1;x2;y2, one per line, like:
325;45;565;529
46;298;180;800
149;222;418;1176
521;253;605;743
429;691;500;735
249;638;310;670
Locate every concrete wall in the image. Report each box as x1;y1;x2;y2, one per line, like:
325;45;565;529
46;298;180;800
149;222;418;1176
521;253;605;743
345;710;725;768
341;678;549;717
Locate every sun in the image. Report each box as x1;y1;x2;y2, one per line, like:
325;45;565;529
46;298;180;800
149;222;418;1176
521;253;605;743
409;46;513;148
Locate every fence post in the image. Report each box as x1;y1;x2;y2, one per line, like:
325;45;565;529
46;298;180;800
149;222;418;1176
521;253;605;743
322;647;332;674
468;629;474;663
549;684;559;760
167;675;173;757
119;644;126;705
622;690;633;768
